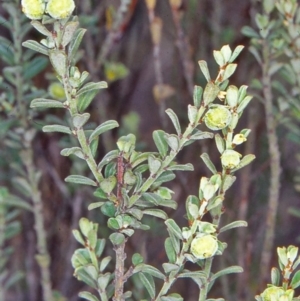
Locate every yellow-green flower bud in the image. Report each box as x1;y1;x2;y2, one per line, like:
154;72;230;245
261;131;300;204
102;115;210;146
232;134;247;145
204;105;232;131
221;150;241;169
21;0;45;20
48;82;65;100
260;286;285;301
46;0;75;19
190;234;218;259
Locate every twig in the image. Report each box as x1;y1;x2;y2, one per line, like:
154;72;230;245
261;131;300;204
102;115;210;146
259;39;281;286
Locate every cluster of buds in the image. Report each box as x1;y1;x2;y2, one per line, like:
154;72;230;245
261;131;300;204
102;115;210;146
260;286;294;301
22;0;75;20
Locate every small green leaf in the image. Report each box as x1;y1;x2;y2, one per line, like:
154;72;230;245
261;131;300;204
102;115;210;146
220;45;232;63
93;188;108;199
249;46;262;65
42;125;72;134
237;95;253;113
177;271;206;281
229;45;244;63
131;152;153;168
77;82;108;112
215;134;225;154
271;267;280;286
109;233;125;246
200;153;218;174
132;253;144;266
68;28;86;61
142;192;162;205
62;21;79;47
107;218;120;230
95;239;106;257
193;85;203;107
203;82;220;106
153;130;169;157
72;113;91;128
188;105;199;124
148;155;162;175
189;130;213;141
210;266;243;282
74;266;97;289
65;175;97;186
30;20;52;37
165;109;181;135
72;229;85;245
88;202;105;210
165;238;176;264
101;202;116;217
213;50;225;67
89;120;119;143
162;263;178;274
49;50;67;77
165;219;183;240
143;209;168;220
79;291;100;301
99;256;112;272
241;26;260;39
168;163;194;172
30;98;65;109
134;264;165;279
165;134;180;152
231;154;256;172
139;273;156;298
291;270;300;289
161;293;183;301
60;147;84;159
219;221;247;233
222;64;237;82
155;171;176;184
100;176;117;194
97;150;119;171
198;60;211;82
23;56;48;80
22;40;48;56
97;273;111;290
222;175;236;192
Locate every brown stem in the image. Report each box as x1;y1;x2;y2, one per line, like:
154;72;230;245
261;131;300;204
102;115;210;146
236;104;257;299
113;240;126;301
259;39;281;287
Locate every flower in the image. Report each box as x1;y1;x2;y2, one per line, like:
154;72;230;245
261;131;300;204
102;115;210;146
204;105;232;131
190;234;218;259
260;286;290;301
46;0;75;19
21;0;45;20
221;150;241;169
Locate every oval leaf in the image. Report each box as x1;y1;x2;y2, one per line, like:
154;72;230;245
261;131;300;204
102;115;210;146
65;175;97;186
89;120;119;143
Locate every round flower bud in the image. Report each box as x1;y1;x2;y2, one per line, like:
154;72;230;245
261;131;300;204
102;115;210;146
221;150;241;169
204;105;232;131
260;286;285;301
190;234;218;259
48;82;65;100
232;134;247;145
21;0;45;20
46;0;75;19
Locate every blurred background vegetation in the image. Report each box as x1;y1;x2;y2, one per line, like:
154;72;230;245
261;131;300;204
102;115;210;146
1;0;300;300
